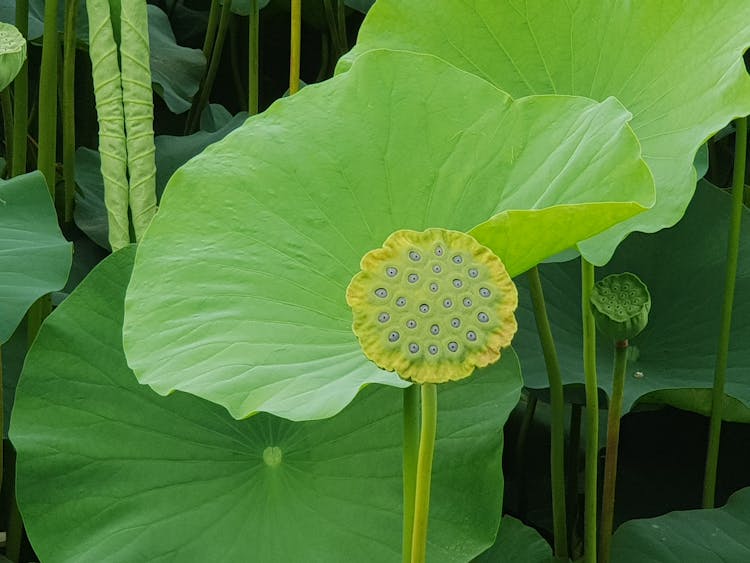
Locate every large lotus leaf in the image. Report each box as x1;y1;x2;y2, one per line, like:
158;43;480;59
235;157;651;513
515;181;750;418
476;515;552;562
341;0;750;265
123;49;652;421
0;172;72;344
10;246;522;562
611;487;750;562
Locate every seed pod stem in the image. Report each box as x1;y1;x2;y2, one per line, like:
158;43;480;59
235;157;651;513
409;383;437;563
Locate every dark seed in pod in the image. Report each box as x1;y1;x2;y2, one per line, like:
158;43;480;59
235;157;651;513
448;341;458;352
375;288;388;298
452;255;463;264
378;312;390;323
429;282;439;292
443;298;453;308
463;297;472;307
430;324;440;335
479;287;491;298
386;267;398;277
388;331;400;342
468;268;479;278
419;304;430;314
432;264;442;274
409;343;420;353
467;331;477;342
435;246;444;256
406;319;417;329
477;312;489;323
409;250;421;262
451;318;461;328
453;279;463;288
408;273;419;283
396;297;407;307
428;345;438;355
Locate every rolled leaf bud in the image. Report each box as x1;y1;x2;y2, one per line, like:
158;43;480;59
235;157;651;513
0;22;26;92
590;272;651;342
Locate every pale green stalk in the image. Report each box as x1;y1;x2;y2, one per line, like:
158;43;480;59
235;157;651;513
289;0;301;95
402;385;419;563
38;0;59;196
527;266;568;560
248;0;259;115
599;341;629;563
703;117;748;508
63;0;78;223
581;259;598;563
120;0;157;240
87;0;130;250
1;89;12;172
410;383;437;563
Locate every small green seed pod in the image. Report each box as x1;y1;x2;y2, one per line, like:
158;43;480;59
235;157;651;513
0;22;26;92
590;272;651;342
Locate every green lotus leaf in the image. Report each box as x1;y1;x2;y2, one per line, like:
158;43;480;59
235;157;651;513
223;0;271;16
0;172;72;344
515;181;750;419
611;487;750;562
123;49;652;420
0;21;25;91
476;515;552;563
342;0;750;264
10;246;521;562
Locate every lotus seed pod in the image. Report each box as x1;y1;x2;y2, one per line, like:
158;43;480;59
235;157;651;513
590;272;651;342
0;23;26;92
346;228;518;384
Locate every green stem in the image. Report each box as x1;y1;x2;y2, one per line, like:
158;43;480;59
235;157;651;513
289;0;301;95
599;341;628;563
581;258;599;563
187;0;232;133
410;383;437;563
229;15;246;111
5;447;23;563
702;116;748;508
202;0;221;61
567;403;583;552
322;0;342;56
527;266;568;560
38;0;60;196
1;89;13;175
62;0;78;223
0;345;3;490
11;0;29;177
248;0;259;115
336;0;347;53
515;392;538;520
402;385;419;563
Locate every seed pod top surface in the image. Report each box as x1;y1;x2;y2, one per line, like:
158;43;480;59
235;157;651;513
590;272;651;342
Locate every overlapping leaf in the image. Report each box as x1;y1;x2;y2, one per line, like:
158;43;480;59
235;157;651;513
342;0;750;264
516;182;750;418
611;487;750;562
123;49;653;421
0;172;72;343
11;247;521;562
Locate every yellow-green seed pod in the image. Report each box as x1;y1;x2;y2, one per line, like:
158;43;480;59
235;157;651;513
347;228;518;384
590;272;651;342
0;22;26;92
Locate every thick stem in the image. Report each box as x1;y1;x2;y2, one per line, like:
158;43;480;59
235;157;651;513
5;447;23;563
62;0;78;223
187;0;231;133
410;383;437;563
567;403;583;551
322;0;342;57
229;15;246;110
38;0;60;196
402;385;419;563
201;0;221;61
11;0;29;177
527;266;568;560
336;0;347;53
289;0;301;95
599;341;629;563
248;0;260;115
581;259;599;563
703;117;748;508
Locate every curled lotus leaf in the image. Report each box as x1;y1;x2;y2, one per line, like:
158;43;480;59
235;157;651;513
123;49;653;421
341;0;750;264
0;22;25;91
